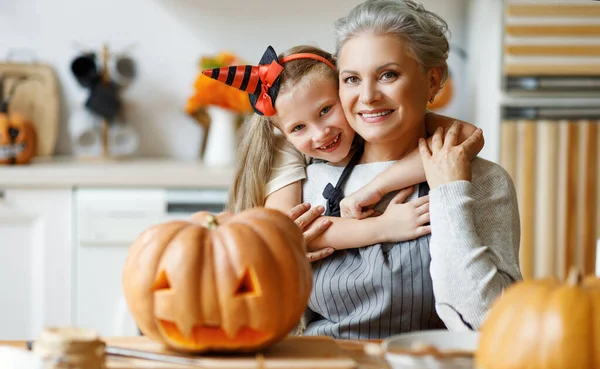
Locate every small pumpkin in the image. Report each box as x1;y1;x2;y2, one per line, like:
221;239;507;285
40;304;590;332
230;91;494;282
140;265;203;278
122;208;312;353
475;268;600;369
0;112;37;165
0;76;37;165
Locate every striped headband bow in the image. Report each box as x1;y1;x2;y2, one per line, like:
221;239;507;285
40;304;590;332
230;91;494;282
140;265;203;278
202;46;336;117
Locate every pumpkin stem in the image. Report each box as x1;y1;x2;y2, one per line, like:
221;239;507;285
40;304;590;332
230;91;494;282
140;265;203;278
206;214;219;230
566;266;582;286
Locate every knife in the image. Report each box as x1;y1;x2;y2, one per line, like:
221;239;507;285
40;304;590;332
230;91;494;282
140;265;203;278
27;341;266;368
105;346;207;366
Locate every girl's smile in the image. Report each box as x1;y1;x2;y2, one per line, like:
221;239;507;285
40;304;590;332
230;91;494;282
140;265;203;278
317;132;342;152
274;78;355;163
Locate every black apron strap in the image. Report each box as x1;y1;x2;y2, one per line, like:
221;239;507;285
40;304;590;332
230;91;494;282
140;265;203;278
418;181;430;226
322;145;364;217
322;148;430;218
418;181;430;197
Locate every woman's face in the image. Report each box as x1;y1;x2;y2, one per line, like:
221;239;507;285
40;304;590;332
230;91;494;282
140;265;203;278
274;77;355;163
337;33;440;145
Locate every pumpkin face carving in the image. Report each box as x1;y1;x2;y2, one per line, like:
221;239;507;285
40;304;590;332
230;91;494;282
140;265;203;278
475;269;600;369
122;208;312;353
0;113;37;165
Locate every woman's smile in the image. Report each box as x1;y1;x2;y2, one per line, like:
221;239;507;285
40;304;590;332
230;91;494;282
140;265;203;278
358;109;395;123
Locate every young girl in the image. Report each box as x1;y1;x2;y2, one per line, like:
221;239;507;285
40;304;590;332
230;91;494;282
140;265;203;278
202;44;484;256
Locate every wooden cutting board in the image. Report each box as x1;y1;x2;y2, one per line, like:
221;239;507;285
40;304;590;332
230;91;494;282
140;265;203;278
103;336;357;369
0;62;60;157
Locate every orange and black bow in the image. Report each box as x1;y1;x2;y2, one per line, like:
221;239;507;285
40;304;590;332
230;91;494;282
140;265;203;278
202;46;335;117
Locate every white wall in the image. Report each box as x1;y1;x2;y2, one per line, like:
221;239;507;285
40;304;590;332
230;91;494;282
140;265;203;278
465;0;504;163
0;0;470;159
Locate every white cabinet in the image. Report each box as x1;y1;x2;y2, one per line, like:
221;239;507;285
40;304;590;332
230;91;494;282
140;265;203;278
0;188;72;340
73;188;228;337
0;186;229;340
0;158;234;340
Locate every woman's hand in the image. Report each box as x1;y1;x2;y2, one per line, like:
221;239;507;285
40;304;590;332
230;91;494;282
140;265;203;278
287;203;334;262
377;187;431;242
418;121;481;190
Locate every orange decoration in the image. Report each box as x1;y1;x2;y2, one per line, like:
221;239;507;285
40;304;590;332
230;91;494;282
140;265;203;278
0;112;37;165
427;74;454;110
186;52;254;115
122;208;312;353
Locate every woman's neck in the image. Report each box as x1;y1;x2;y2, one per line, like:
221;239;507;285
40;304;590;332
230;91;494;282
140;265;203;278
360;123;427;163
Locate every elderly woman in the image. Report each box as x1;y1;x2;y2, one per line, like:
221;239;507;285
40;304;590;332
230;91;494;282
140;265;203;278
297;0;522;339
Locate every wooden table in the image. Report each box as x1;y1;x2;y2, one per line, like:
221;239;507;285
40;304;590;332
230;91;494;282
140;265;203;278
1;337;388;369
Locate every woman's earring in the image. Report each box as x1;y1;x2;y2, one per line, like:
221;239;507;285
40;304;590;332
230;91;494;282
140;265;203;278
429;97;435;103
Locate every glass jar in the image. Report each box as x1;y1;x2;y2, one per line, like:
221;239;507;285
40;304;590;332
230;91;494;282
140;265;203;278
32;327;105;369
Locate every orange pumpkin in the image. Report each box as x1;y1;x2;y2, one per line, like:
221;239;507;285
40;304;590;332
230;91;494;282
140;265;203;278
427;73;454;110
475;269;600;369
0;112;37;165
122;208;312;353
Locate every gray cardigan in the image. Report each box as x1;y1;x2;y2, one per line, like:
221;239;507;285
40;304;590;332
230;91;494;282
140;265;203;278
428;157;522;330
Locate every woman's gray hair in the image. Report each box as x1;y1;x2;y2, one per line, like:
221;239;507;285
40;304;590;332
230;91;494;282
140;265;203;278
334;0;450;84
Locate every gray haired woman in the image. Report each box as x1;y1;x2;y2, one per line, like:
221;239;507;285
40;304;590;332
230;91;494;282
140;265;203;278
299;0;522;339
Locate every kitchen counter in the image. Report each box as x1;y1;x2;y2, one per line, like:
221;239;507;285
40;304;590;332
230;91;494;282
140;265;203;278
0;337;386;369
0;156;234;189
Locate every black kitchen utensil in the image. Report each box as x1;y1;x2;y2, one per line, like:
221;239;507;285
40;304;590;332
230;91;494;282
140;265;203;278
71;53;99;88
85;81;121;121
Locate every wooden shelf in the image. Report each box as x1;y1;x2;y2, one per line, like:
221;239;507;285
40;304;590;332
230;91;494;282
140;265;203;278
504;64;600;76
507;4;600;18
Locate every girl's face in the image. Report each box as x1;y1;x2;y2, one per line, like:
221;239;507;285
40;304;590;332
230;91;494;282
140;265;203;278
337;33;440;146
274;77;355;163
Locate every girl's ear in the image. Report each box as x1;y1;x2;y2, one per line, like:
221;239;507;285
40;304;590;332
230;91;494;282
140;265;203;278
427;66;443;102
270;118;282;135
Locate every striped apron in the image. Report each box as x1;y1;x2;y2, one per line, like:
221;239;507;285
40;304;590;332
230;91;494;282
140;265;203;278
303;155;445;339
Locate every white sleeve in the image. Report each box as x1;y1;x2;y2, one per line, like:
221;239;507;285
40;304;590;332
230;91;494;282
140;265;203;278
265;134;309;197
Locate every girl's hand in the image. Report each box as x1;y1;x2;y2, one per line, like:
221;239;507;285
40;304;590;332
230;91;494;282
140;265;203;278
287;203;334;262
339;186;380;219
305;247;335;262
418;121;481;190
378;187;431;242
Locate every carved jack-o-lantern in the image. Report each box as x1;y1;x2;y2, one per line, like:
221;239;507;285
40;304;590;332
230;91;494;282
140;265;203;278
122;208;312;353
0;76;37;165
0;113;37;165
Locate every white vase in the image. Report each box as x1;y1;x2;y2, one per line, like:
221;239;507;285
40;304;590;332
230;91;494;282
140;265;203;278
203;105;238;167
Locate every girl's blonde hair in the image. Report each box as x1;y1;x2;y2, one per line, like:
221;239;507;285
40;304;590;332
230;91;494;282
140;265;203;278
227;45;337;213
